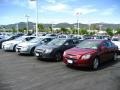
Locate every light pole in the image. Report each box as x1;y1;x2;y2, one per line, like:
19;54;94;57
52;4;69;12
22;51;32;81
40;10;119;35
76;12;81;35
99;25;103;31
88;23;91;35
25;15;29;34
16;23;19;34
30;0;38;36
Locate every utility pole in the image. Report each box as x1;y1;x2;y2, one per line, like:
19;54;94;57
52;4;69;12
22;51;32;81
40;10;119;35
25;15;29;34
76;12;81;35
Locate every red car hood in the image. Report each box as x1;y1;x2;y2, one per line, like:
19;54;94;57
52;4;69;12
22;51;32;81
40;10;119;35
65;47;97;55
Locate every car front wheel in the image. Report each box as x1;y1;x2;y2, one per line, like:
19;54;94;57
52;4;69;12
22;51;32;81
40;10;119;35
92;58;99;70
55;53;62;61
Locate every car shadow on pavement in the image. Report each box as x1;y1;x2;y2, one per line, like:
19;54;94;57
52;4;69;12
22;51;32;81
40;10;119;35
37;58;62;63
17;53;34;57
66;59;120;72
97;59;120;71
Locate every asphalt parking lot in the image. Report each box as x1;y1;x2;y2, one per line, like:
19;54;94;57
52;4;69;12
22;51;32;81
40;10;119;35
0;49;120;90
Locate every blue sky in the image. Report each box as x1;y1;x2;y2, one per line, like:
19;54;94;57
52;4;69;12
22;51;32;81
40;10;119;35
0;0;120;25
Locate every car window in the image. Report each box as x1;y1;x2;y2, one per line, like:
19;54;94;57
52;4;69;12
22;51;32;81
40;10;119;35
76;40;100;49
64;40;73;45
72;39;79;44
47;39;66;46
103;41;113;48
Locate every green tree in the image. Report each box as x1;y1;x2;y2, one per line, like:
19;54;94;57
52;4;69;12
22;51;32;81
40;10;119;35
60;27;68;34
12;27;17;33
80;28;88;35
116;28;120;34
106;28;113;36
91;24;98;30
38;24;44;32
19;29;24;33
49;26;53;32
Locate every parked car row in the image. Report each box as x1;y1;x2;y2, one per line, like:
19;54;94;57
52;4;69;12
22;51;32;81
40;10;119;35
0;33;119;70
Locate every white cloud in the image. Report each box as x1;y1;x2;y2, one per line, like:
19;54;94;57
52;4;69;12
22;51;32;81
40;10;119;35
101;7;116;16
28;0;36;9
74;6;97;15
46;0;56;4
9;0;27;7
4;0;36;10
42;3;69;12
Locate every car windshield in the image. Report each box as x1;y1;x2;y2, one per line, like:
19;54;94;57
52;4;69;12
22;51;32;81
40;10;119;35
47;39;66;46
76;40;100;49
112;38;120;41
14;36;25;41
29;37;42;43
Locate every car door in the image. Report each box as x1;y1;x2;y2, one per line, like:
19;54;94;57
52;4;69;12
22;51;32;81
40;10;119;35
101;41;113;62
99;41;110;62
106;41;115;61
61;40;75;52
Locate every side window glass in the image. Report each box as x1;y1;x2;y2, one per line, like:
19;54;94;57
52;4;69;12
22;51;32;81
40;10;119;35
103;42;108;47
64;42;69;45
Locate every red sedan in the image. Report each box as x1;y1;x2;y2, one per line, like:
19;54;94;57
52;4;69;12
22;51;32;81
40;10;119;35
63;39;118;70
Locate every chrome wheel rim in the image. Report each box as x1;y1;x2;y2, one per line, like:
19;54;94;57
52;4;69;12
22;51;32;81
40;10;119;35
56;53;61;61
114;53;117;61
93;58;99;69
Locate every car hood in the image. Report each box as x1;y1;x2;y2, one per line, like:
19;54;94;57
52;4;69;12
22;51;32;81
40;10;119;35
36;45;59;50
112;41;120;48
18;42;37;47
65;47;96;55
3;40;21;45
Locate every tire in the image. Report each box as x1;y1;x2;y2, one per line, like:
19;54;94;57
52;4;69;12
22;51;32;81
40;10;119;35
92;58;100;70
55;53;62;61
13;45;17;52
30;47;35;55
113;53;118;61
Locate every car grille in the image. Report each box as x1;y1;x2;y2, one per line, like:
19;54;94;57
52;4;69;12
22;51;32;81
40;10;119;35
17;46;22;48
66;54;77;60
66;57;77;60
36;49;45;53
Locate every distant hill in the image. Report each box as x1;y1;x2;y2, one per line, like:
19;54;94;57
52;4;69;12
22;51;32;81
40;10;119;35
0;22;120;30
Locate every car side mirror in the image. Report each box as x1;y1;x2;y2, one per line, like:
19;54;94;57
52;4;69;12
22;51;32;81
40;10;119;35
100;46;106;50
40;41;45;44
64;43;69;46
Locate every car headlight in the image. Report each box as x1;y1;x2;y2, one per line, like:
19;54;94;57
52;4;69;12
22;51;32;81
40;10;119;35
81;54;91;60
10;43;14;45
63;52;66;56
45;49;53;53
23;45;30;49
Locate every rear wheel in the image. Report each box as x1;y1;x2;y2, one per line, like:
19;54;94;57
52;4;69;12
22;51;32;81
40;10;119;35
55;53;62;61
92;58;100;70
30;47;35;55
113;53;118;61
13;45;17;52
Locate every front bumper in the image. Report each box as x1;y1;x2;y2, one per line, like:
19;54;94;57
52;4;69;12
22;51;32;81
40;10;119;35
63;57;92;67
2;44;14;51
35;51;54;59
16;47;30;54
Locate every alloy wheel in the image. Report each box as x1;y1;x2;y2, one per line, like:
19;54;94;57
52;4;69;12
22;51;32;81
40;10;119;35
56;53;61;61
113;53;117;61
93;58;99;70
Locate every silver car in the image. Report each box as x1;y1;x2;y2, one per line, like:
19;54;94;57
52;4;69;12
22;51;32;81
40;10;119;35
2;36;35;51
16;36;54;55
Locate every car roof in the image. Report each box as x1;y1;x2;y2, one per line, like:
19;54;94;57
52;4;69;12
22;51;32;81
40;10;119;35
85;39;107;43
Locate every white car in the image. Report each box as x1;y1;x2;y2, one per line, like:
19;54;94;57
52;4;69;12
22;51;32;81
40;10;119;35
2;36;35;51
111;37;120;51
